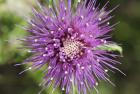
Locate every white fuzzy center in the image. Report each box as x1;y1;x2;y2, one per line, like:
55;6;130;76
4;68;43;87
60;39;83;59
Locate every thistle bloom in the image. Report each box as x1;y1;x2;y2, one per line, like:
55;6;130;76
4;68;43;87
20;0;123;94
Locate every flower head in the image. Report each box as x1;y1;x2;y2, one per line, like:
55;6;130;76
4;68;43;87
20;0;123;94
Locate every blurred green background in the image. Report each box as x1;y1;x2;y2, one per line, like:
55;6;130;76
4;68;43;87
0;0;140;94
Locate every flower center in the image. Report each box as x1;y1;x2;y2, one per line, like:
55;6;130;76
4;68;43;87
59;39;84;61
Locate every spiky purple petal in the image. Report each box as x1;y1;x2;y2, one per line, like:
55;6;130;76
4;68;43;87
20;0;122;94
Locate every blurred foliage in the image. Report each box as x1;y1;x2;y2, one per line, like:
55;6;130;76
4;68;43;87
96;43;123;55
0;0;140;94
0;12;26;64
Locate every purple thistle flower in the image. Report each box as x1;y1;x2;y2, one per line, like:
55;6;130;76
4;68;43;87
19;0;124;94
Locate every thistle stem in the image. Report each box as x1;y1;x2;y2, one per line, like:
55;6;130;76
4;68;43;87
72;75;76;94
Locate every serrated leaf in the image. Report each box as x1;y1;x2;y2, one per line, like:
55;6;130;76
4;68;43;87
96;44;123;54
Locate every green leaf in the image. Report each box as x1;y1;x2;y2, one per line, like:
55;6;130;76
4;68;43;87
45;0;54;7
48;0;53;7
72;0;81;11
95;43;123;54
